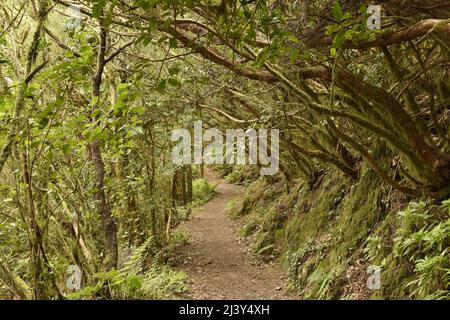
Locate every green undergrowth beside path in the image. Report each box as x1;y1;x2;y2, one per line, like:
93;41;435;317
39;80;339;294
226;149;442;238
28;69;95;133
67;238;187;300
224;165;450;299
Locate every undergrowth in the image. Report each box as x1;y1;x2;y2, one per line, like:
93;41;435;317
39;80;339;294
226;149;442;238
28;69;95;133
190;178;216;207
372;200;450;300
67;237;187;299
224;163;450;299
176;178;216;220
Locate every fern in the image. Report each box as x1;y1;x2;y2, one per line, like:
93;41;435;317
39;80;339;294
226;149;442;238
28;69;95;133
121;237;154;276
67;237;186;300
392;199;450;299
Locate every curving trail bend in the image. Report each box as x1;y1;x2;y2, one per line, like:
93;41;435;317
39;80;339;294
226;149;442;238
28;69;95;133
172;169;293;300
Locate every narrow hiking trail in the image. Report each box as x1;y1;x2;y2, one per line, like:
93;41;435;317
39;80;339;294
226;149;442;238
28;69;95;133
171;169;293;300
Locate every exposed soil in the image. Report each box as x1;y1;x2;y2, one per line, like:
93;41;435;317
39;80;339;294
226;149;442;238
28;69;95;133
171;169;294;300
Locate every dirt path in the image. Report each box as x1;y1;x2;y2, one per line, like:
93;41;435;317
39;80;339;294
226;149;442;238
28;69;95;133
171;169;293;300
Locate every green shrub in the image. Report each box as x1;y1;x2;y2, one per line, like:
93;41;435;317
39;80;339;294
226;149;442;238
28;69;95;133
191;179;216;206
391;200;450;299
170;230;189;247
67;238;187;299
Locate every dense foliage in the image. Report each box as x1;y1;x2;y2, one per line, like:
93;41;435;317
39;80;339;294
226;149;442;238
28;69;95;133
0;0;448;299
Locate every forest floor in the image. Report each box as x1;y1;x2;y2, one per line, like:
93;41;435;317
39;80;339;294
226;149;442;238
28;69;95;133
170;169;294;299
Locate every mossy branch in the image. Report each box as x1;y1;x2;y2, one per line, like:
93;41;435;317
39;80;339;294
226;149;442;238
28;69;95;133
328;121;421;196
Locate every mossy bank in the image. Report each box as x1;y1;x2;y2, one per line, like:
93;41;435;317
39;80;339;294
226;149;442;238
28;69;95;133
223;165;450;300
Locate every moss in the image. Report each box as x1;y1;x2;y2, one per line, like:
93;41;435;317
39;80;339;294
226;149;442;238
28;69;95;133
231;161;397;297
225;159;448;299
254;231;274;254
274;228;285;240
331;168;384;259
241;220;258;237
223;165;260;185
191;178;216;207
375;257;414;299
227;178;268;217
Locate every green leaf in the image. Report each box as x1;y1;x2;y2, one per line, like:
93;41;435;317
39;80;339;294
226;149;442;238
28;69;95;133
113;101;126;116
344;29;357;40
168;65;180;76
332;1;343;22
92;0;107;18
255;49;268;67
168;78;181;87
130;106;145;115
325;24;338;36
157;79;167;92
136;35;152;46
129;126;144;136
90;96;99;107
117;83;129;91
330;47;337;57
169;37;178;49
290;48;299;64
135;0;153;10
333;30;345;48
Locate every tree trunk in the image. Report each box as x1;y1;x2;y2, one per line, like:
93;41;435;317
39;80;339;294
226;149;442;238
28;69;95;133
88;141;118;270
87;21;119;270
186;165;193;203
179;167;187;206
